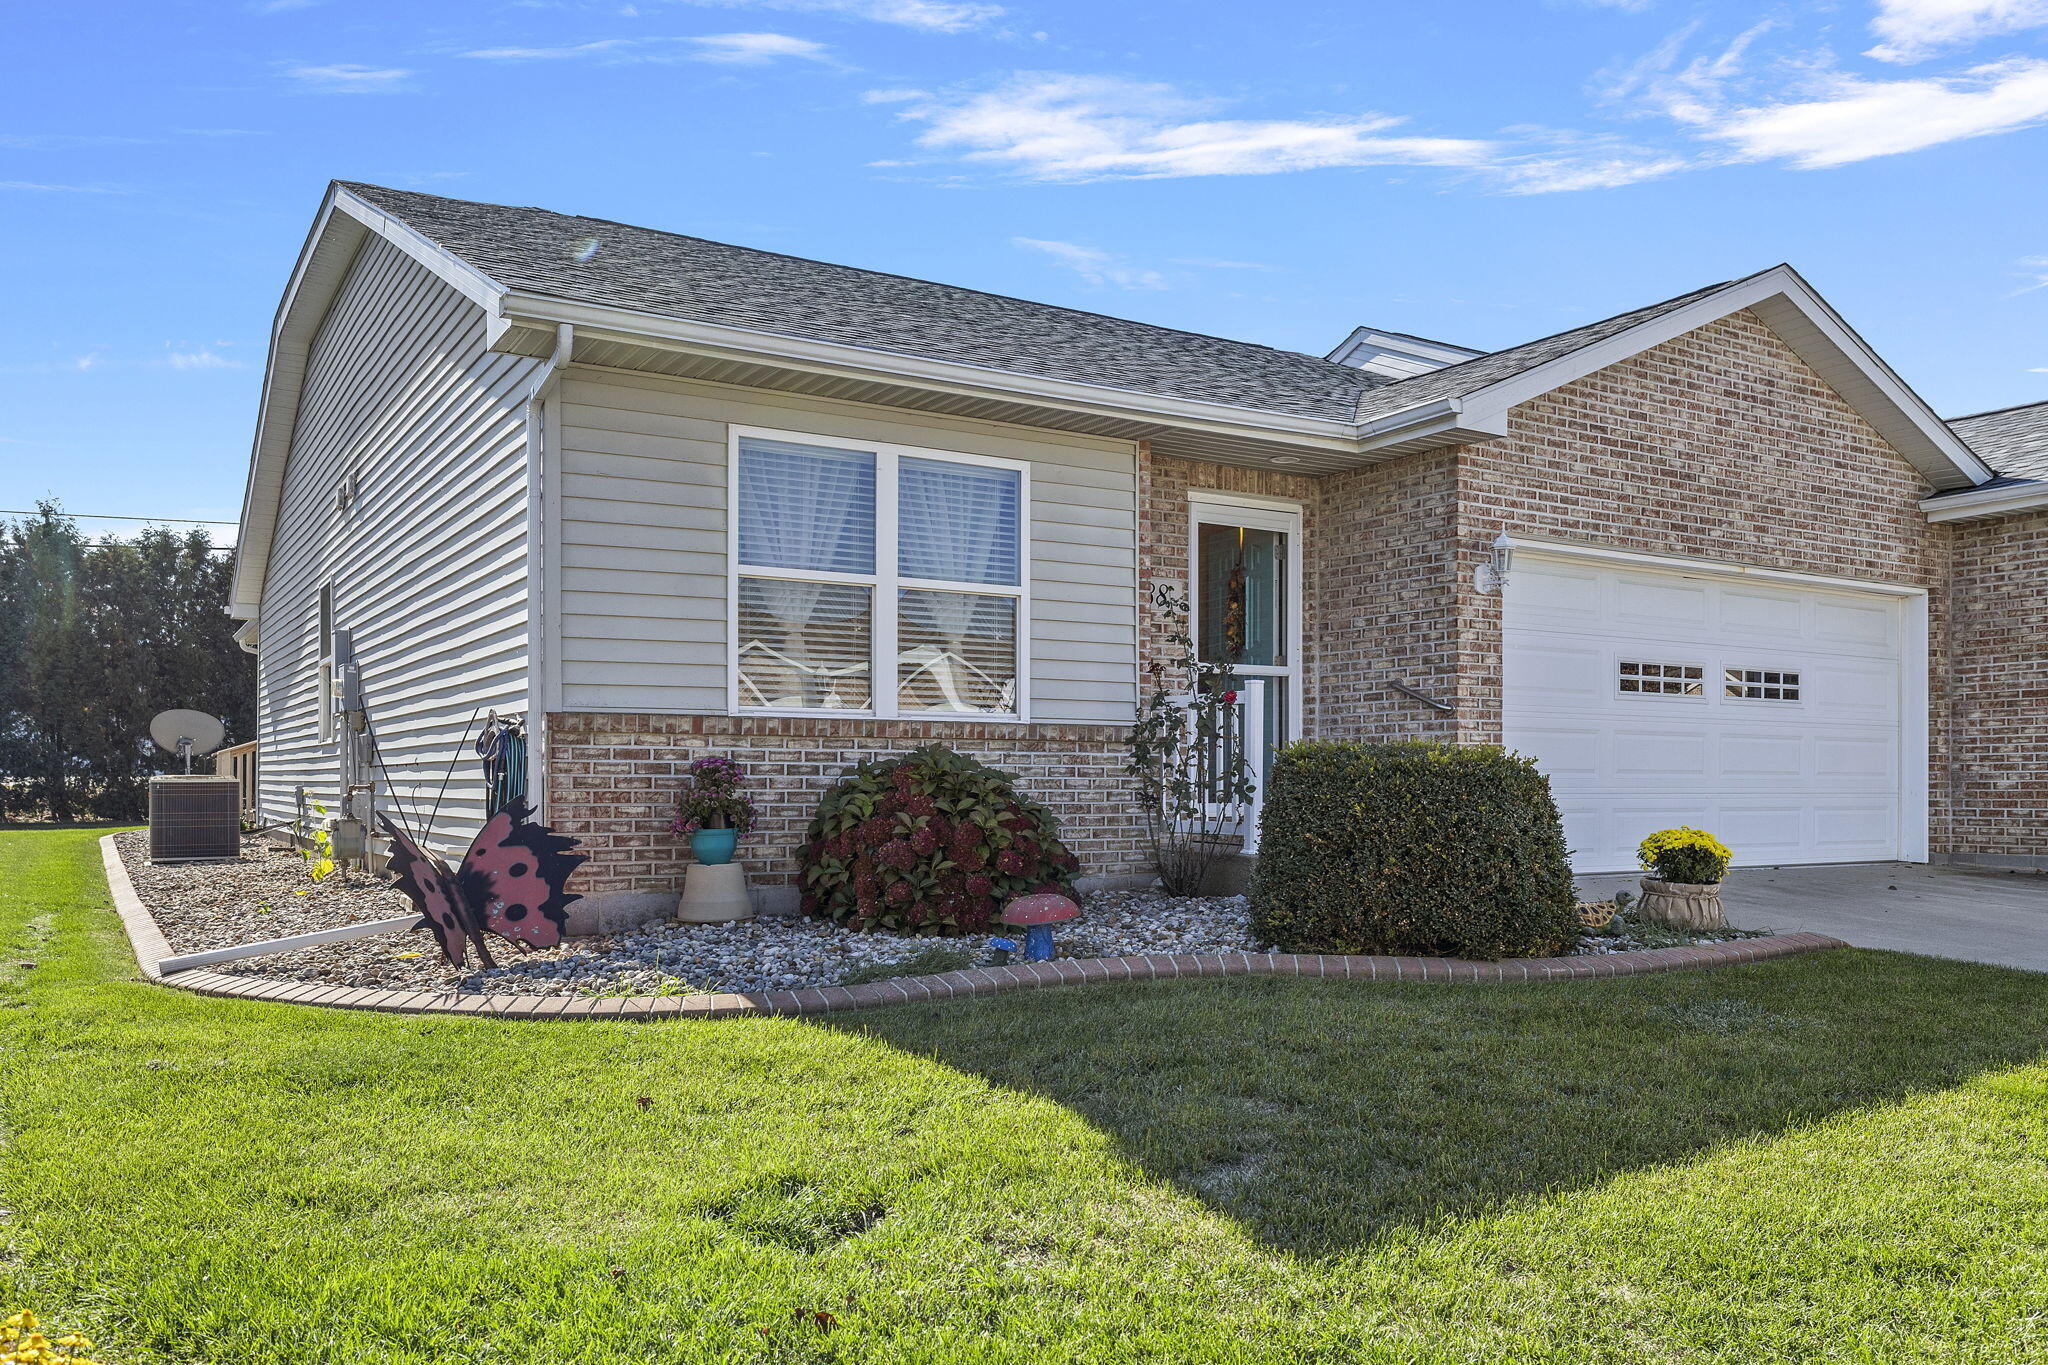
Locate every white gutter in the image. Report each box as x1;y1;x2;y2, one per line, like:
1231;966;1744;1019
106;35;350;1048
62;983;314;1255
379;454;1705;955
498;292;1367;455
522;323;573;821
1920;481;2048;523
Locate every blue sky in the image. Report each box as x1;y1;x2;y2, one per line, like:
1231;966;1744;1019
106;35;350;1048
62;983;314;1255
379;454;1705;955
4;0;2046;539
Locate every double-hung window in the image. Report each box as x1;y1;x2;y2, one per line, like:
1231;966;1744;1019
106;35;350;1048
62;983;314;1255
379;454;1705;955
730;428;1028;719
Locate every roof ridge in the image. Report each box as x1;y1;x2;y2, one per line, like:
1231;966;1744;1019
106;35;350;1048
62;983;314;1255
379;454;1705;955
335;180;1371;381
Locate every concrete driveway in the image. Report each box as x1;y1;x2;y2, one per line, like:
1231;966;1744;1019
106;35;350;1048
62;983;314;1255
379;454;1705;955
1575;862;2048;973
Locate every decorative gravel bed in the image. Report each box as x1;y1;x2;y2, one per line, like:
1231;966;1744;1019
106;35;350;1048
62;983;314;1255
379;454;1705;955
116;832;1768;998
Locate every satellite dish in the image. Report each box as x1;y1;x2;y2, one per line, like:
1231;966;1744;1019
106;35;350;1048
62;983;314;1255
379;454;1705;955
150;709;227;773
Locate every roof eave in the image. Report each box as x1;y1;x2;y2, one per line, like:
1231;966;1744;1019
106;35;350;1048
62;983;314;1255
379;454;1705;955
1920;481;2048;522
498;291;1371;457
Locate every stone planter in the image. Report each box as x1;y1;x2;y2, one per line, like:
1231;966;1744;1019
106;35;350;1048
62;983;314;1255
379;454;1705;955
1638;876;1726;930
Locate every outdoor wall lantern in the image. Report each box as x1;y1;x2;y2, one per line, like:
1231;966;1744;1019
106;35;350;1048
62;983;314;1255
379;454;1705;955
1475;532;1515;594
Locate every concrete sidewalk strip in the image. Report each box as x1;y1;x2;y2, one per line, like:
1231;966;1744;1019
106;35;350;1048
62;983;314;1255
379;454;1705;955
1578;861;2048;974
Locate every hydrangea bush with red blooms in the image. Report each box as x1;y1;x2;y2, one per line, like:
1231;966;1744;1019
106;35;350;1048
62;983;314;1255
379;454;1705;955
801;744;1081;934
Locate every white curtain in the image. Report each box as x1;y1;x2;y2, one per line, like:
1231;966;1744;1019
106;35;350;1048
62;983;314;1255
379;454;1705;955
898;457;1019;585
737;438;876;574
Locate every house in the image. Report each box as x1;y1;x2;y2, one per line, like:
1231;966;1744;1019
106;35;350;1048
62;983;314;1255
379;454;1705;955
229;181;2048;928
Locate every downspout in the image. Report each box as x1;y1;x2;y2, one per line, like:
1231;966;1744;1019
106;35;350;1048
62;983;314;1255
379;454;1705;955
523;323;573;822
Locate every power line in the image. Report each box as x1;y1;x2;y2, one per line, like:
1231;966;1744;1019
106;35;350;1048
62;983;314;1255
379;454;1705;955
0;508;238;525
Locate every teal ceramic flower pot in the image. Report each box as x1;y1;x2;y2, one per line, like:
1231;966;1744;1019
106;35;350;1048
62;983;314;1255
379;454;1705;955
690;827;739;866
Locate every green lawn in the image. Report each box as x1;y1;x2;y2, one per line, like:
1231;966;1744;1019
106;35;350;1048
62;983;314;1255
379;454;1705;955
6;826;2048;1363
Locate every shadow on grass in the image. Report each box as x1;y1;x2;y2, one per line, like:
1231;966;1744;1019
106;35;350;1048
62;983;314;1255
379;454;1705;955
834;949;2048;1257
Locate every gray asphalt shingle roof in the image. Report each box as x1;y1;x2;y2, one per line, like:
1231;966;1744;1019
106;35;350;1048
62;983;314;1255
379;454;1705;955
1948;400;2048;482
338;184;1788;439
339;182;1389;423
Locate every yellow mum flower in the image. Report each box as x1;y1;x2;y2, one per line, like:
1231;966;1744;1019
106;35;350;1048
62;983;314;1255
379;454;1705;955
1637;826;1733;879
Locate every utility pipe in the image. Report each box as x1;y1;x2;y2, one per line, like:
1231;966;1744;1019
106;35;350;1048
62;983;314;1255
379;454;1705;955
522;323;573;823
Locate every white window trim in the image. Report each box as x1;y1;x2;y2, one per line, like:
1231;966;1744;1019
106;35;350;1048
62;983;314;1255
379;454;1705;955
1186;492;1305;746
725;424;1033;722
316;584;336;744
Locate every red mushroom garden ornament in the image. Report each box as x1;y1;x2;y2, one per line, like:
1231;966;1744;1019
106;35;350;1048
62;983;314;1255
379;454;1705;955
1000;892;1080;962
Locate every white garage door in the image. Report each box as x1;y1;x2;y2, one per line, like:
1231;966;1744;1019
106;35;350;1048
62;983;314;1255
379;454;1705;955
1503;550;1921;874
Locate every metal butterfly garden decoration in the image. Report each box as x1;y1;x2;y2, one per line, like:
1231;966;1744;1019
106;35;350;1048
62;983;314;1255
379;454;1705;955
378;798;586;969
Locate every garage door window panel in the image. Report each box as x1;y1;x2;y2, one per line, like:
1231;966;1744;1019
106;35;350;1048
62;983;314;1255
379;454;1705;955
1617;661;1705;697
1725;667;1802;702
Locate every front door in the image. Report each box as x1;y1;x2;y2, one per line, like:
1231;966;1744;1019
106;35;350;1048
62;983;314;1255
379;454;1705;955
1191;496;1302;794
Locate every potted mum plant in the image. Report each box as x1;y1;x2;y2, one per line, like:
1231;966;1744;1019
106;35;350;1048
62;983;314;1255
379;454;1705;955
1636;826;1732;929
672;756;755;866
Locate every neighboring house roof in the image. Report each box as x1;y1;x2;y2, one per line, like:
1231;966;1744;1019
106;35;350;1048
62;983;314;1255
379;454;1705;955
1922;399;2048;522
338;182;1386;425
1949;400;2048;480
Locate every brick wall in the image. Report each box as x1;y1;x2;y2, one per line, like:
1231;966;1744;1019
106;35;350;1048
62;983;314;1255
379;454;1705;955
1314;449;1463;742
1945;508;2048;862
545;712;1147;918
1136;447;1322;732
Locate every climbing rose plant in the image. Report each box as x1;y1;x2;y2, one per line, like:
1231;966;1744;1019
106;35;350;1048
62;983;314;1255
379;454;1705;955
1126;583;1256;897
801;745;1080;935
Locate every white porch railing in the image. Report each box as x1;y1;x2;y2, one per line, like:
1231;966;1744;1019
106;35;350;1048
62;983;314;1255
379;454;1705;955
1180;678;1266;855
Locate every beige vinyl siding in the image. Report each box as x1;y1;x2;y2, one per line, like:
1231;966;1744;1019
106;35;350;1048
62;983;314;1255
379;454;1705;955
555;369;1139;723
253;234;540;851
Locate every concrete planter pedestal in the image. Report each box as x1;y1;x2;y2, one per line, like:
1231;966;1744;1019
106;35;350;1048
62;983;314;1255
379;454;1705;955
1639;876;1726;930
677;862;755;924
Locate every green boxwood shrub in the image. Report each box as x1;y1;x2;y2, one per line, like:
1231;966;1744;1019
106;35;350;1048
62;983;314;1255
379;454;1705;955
1249;741;1580;960
801;745;1080;935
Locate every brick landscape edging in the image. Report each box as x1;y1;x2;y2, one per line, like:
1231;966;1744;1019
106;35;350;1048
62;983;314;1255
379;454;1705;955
100;836;1849;1021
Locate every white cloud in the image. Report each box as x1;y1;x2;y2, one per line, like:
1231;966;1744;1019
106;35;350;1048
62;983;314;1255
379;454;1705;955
1012;237;1168;289
670;0;1001;33
886;74;1500;183
1485;147;1693;192
689;32;830;63
881;73;1687;194
2016;254;2048;292
0;180;125;193
1696;57;2048;167
279;63;413;93
1867;0;2048;64
251;0;322;12
1603;22;2048;168
464;33;828;65
464;39;641;60
1170;256;1277;271
164;348;243;371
